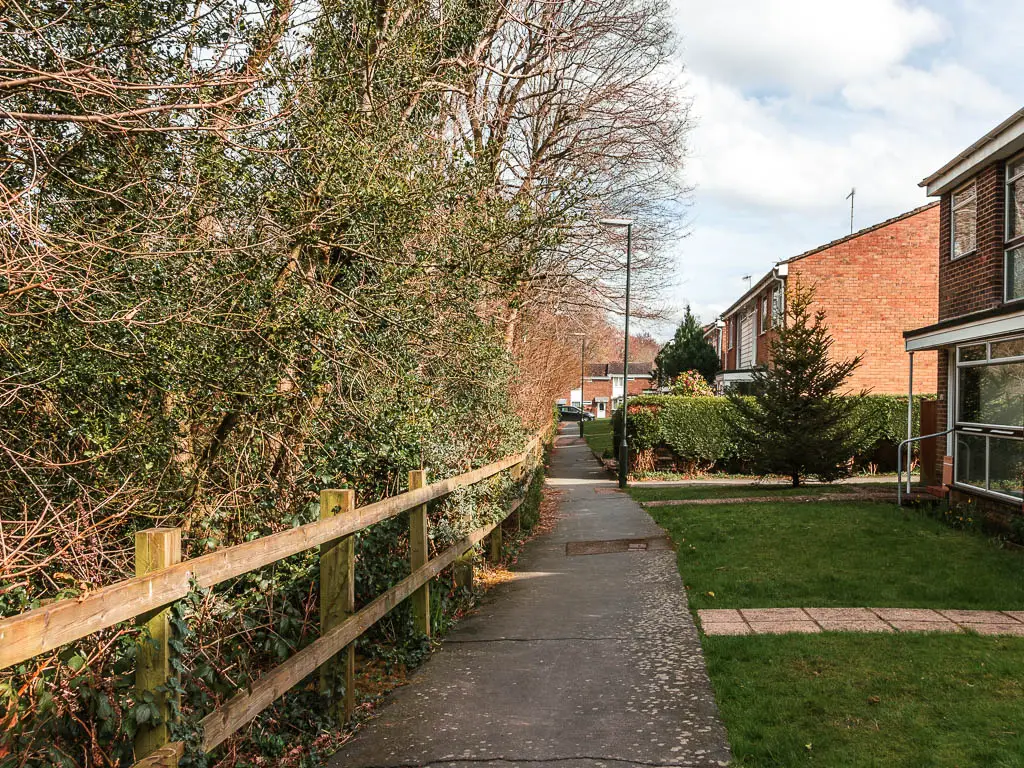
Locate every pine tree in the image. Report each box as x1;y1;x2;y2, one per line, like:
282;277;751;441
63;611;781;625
654;306;720;385
727;285;864;487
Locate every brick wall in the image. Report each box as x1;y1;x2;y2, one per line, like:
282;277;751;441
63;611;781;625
938;163;1005;320
558;375;652;416
788;204;940;394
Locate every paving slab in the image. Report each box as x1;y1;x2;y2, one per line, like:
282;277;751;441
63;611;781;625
815;619;894;633
871;608;945;623
804;607;876;622
748;620;820;634
327;425;730;767
889;620;960;633
938;609;1010;624
740;608;809;622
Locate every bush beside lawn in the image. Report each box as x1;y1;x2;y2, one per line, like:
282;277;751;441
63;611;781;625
614;393;931;474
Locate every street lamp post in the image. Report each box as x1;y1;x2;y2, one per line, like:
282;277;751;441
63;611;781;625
600;218;634;488
570;332;586;438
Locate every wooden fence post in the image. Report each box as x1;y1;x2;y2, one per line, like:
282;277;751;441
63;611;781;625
488;524;502;563
408;470;431;638
453;554;474;589
320;489;356;724
135;528;182;762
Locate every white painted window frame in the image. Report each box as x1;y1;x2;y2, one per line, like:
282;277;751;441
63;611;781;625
1004;154;1024;302
951;180;977;261
952;335;1024;502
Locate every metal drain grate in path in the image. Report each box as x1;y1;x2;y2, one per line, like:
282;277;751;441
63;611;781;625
565;536;674;556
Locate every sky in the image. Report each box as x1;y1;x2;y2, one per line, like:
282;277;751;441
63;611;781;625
649;0;1024;339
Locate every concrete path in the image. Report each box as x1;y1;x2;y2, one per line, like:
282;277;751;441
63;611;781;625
327;425;731;768
699;607;1024;636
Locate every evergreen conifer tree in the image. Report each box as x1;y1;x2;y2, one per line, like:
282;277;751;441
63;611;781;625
728;285;864;486
654;306;720;385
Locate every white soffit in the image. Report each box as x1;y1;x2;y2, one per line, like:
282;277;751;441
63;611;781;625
905;309;1024;352
921;109;1024;197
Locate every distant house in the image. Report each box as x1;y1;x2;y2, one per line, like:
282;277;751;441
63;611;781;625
557;361;654;418
715;204;940;395
702;320;724;367
905;109;1024;508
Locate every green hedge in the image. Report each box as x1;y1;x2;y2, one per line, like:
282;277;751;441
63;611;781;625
614;394;932;469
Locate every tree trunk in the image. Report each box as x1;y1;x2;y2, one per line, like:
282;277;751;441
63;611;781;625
791;473;800;488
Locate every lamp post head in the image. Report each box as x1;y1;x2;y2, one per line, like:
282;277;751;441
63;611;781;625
599;218;634;227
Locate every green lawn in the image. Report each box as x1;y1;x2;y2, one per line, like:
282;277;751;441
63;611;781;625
640;485;1024;766
709;633;1024;767
644;499;1024;611
582;418;613;458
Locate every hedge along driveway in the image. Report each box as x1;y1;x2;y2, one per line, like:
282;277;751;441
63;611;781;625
643;499;1024;612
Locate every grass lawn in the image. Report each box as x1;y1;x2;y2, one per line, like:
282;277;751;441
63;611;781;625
644;498;1024;611
709;632;1024;767
582;418;613;458
637;482;1024;766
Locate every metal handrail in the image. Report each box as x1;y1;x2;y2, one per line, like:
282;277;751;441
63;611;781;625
897;428;953;506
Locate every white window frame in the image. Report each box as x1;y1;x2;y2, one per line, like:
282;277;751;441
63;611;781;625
951;180;977;261
771;288;784;328
953;336;1024;502
1004;155;1024;302
759;296;769;334
728;318;736;350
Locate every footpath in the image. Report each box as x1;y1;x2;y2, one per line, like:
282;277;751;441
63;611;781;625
327;425;730;767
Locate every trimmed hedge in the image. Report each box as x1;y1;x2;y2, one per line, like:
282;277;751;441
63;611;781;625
614;394;932;472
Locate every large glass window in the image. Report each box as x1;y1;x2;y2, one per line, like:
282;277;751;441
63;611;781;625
952;181;977;259
957;362;1024;426
955;338;1024;499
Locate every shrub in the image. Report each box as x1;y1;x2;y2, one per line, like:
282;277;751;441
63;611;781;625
614;395;738;471
670;370;716;397
615;393;934;474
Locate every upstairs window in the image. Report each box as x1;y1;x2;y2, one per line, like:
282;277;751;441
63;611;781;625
771;287;784;327
728;318;736;349
760;296;769;334
951;181;977;259
1008;155;1024;242
1005;156;1024;301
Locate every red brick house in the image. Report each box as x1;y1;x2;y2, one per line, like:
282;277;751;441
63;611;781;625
905;109;1024;508
557;361;654;418
716;204;940;395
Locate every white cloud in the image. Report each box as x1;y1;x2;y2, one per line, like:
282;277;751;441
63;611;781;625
685;64;1013;214
673;0;948;93
843;62;1015;122
660;0;1024;323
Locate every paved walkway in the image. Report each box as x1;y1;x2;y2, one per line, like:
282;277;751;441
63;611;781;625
327;425;730;768
699;607;1024;636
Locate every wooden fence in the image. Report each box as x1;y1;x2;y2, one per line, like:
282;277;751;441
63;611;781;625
0;432;547;767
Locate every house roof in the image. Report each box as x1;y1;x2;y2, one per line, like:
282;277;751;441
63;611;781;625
585;361;654;377
718;202;938;320
920;109;1024;196
779;201;939;266
720;266;785;320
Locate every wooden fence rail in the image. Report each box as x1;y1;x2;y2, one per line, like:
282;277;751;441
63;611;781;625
0;431;547;766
